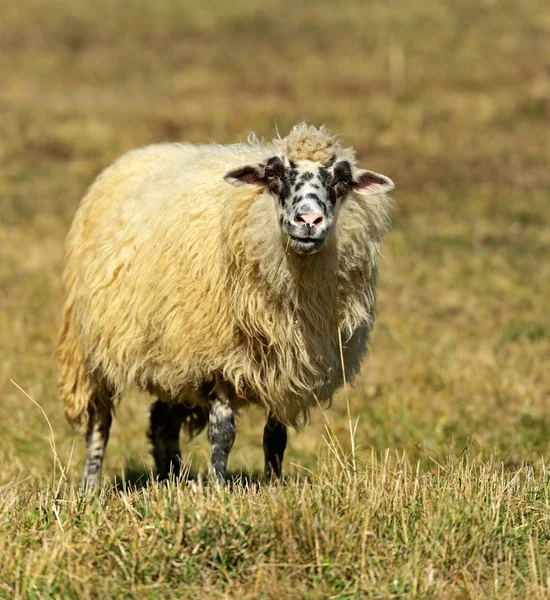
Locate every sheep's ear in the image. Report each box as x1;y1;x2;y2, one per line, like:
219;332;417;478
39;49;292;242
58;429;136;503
224;164;265;188
352;169;395;195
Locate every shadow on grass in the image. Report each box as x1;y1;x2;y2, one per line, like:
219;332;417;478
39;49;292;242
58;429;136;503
111;466;153;491
110;465;272;493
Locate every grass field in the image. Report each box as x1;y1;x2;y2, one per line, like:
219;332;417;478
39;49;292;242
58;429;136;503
1;0;550;597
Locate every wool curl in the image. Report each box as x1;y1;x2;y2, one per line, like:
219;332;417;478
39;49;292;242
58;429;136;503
272;122;356;165
56;123;392;430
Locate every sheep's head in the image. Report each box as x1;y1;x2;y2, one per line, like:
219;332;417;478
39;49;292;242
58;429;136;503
224;156;394;255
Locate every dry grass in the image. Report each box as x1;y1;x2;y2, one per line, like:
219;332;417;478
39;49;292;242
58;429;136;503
1;0;550;597
1;449;549;599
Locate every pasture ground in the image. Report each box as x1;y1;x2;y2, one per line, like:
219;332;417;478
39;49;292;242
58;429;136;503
1;0;549;597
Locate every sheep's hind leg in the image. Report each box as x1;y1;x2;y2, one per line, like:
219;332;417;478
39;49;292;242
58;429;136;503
263;414;287;480
208;383;236;483
149;400;187;480
83;400;113;491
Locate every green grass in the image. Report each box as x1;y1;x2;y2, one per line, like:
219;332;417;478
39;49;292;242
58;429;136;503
1;0;550;597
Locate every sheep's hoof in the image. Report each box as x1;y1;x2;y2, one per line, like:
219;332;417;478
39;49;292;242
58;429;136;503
82;473;100;494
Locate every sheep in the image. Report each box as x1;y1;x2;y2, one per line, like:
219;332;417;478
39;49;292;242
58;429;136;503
56;123;394;488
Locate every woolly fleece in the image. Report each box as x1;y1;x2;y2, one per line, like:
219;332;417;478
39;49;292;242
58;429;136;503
56;123;392;428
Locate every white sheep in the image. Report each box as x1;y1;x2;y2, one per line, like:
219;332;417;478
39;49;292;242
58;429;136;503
56;123;394;488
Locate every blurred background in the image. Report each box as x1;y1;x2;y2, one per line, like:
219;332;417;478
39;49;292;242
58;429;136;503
1;0;549;484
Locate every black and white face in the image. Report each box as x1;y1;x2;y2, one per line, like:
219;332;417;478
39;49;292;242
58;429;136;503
225;156;394;255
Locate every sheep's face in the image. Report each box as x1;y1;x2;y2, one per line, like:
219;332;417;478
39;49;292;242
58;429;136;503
225;156;394;255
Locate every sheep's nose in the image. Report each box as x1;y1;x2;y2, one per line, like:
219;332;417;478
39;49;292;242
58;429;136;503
295;212;325;227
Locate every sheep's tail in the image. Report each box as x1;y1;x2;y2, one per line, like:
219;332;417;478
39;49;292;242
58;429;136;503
56;289;95;426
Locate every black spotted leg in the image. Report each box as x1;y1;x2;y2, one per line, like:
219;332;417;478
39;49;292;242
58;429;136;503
263;413;287;480
208;382;236;483
83;401;113;491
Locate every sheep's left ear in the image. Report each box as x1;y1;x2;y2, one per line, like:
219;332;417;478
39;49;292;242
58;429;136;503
224;164;265;188
352;169;395;195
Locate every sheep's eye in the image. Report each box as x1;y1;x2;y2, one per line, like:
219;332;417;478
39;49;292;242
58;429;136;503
340;176;351;185
266;173;276;181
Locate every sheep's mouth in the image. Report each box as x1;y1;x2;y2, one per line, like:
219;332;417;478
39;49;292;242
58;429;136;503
287;235;325;255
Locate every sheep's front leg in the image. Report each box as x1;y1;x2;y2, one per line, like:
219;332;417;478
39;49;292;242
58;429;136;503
83;401;112;491
208;383;236;483
263;414;287;480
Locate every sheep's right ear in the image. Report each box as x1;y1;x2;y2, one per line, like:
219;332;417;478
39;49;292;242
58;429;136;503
224;164;265;188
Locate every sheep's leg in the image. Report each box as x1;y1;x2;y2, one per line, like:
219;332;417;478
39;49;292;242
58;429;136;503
263;414;287;480
208;383;235;483
83;401;112;491
149;400;186;480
